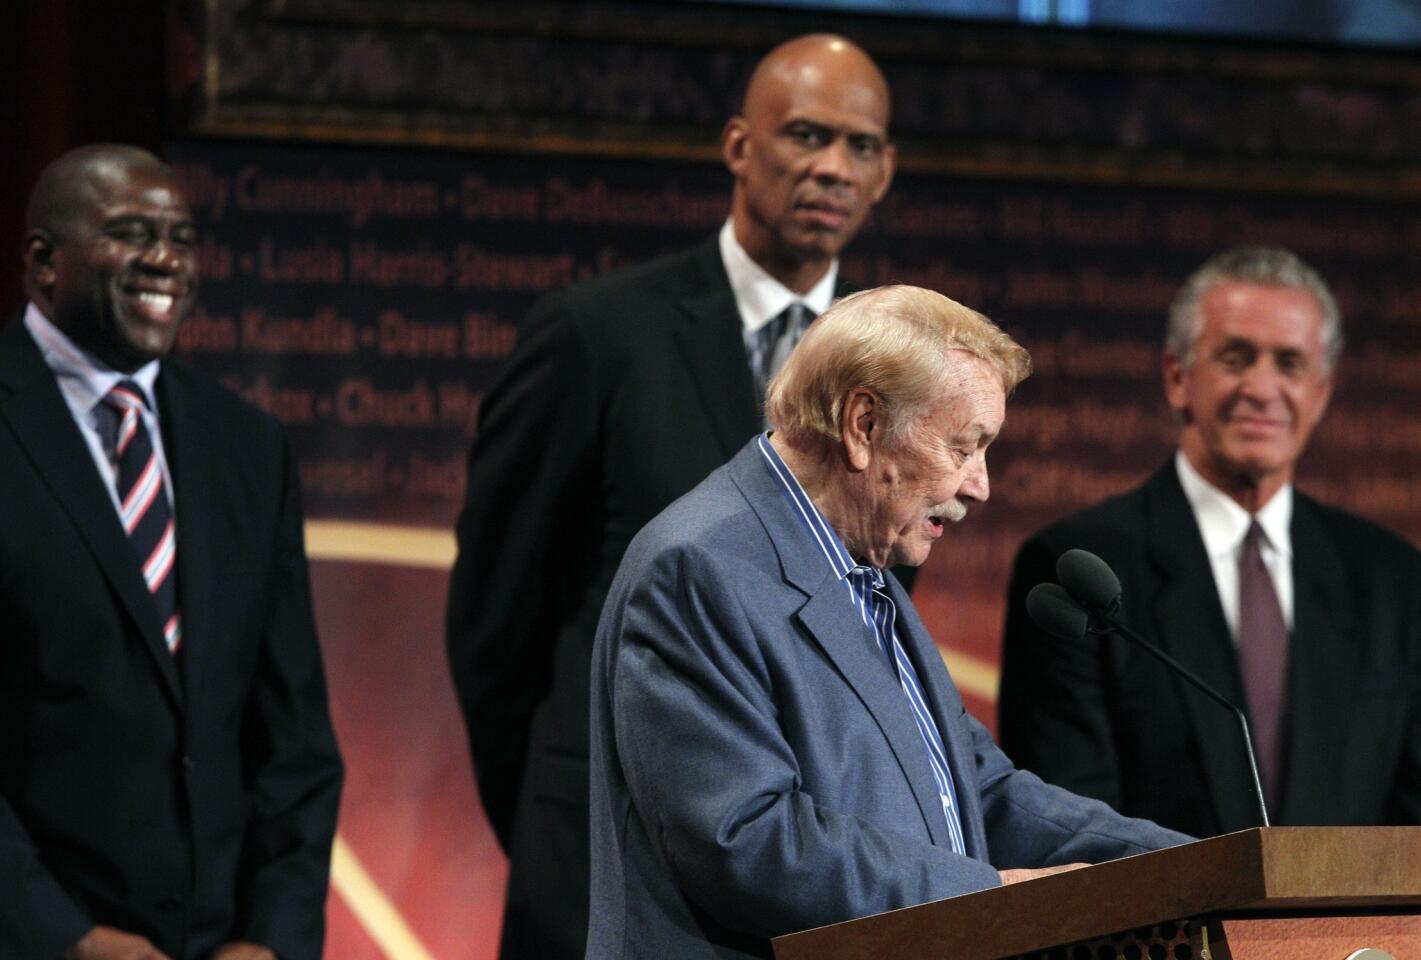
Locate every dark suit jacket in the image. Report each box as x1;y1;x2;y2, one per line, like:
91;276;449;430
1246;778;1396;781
999;461;1421;838
444;237;883;959
0;317;343;960
588;439;1188;959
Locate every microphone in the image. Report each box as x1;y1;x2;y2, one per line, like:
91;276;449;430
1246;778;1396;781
1054;549;1121;617
1033;549;1270;828
1025;582;1088;642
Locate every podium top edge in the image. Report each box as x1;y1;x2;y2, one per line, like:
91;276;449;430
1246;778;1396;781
773;826;1421;960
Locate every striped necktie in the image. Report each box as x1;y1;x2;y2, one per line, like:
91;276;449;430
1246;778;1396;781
848;568;967;854
101;381;182;653
752;302;814;406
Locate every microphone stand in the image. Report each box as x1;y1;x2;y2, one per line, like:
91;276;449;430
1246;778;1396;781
1085;603;1270;828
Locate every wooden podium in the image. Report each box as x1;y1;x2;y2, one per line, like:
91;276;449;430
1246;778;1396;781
773;828;1421;960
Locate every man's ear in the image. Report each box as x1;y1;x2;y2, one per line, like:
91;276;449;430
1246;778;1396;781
841;387;878;472
722;116;750;178
870;142;897;204
1161;352;1190;424
22;229;58;305
1313;369;1336;424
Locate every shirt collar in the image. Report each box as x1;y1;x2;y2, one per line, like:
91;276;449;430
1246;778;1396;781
24;302;162;413
1175;449;1293;560
756;432;881;586
719;219;838;335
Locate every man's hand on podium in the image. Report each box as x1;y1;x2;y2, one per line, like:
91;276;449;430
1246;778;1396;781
998;862;1089;885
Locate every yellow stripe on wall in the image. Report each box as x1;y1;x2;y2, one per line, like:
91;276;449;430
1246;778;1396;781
941;649;1000;703
305;520;456;570
307;522;453;955
331;834;438;960
302;520;1004;703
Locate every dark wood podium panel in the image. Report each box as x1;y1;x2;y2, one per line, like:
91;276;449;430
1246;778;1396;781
772;828;1421;960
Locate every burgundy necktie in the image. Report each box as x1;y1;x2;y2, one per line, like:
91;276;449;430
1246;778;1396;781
102;381;182;653
1238;521;1287;805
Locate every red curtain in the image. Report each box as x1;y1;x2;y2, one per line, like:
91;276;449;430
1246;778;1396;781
2;0;167;313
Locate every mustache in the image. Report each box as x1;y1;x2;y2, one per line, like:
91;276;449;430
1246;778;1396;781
931;499;967;523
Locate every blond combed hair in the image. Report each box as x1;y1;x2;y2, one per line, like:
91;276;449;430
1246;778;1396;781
766;284;1030;450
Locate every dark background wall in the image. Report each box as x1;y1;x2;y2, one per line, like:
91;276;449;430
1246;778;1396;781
8;2;1421;956
2;1;169;310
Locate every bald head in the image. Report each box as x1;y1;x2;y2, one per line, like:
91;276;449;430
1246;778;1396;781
23;143;197;372
27;144;175;240
741;34;891;126
723;34;895;293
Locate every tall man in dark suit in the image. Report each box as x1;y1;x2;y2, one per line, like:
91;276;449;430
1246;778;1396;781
589;285;1188;959
999;247;1421;838
445;34;897;959
2;144;343;960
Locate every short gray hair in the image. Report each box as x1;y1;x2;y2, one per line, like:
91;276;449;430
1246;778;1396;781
1166;246;1342;371
766;284;1029;451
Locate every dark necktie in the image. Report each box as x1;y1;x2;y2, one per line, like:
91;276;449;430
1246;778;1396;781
1238;521;1287;805
101;381;182;653
753;302;814;405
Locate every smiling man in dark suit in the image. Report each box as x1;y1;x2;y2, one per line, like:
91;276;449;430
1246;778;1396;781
1;144;342;960
445;33;897;960
999;246;1421;838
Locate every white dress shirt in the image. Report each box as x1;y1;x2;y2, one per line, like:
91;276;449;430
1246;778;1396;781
23;302;175;519
1175;450;1294;640
718;219;838;339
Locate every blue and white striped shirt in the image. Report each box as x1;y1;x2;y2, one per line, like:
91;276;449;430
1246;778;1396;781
756;433;967;854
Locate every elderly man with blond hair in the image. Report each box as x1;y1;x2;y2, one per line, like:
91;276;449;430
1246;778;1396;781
586;285;1188;959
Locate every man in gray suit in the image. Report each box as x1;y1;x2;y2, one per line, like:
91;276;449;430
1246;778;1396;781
588;285;1189;958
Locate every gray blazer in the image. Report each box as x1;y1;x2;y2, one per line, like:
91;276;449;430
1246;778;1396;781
588;439;1188;959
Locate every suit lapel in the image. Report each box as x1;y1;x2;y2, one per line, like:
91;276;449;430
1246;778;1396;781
886;575;989;859
1142;466;1257;831
1281;495;1357;822
796;590;952;849
0;320;183;705
727;445;951;849
672;240;766;458
157;365;222;713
